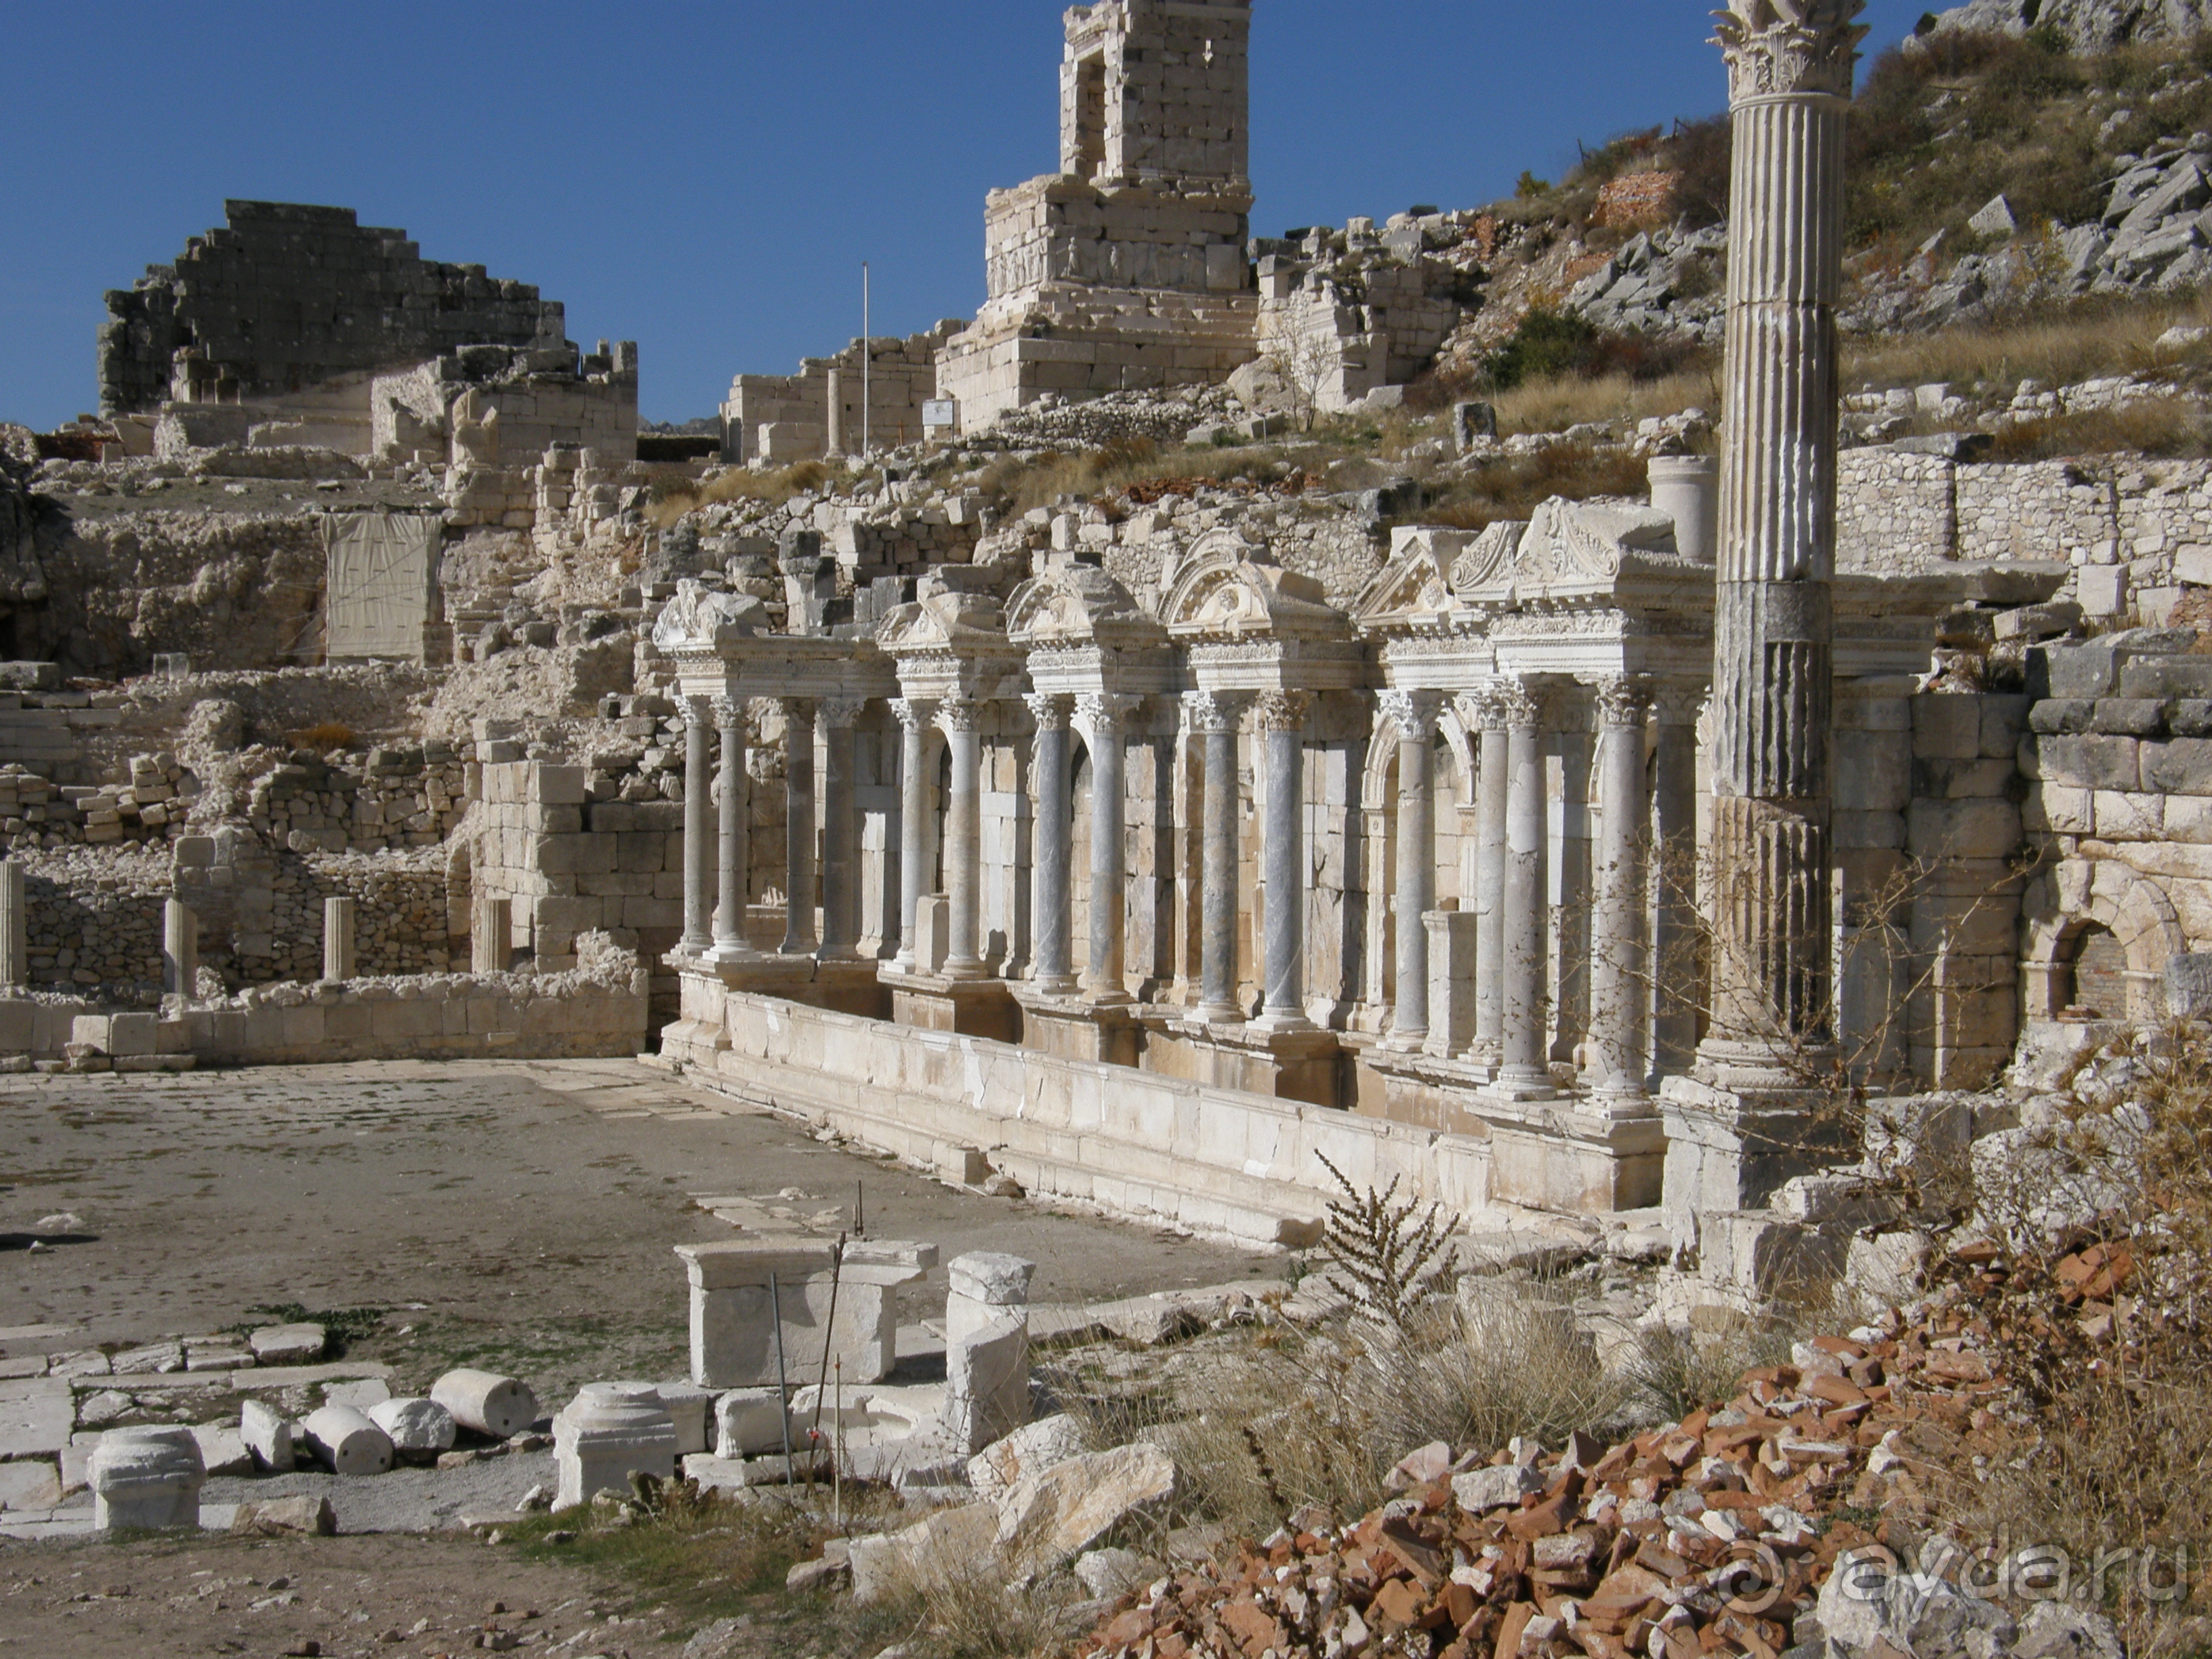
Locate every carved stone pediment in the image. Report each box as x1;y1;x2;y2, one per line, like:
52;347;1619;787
1353;527;1467;634
1449;520;1528;600
1162;530;1349;642
650;579;769;653
876;589;1008;659
1005;565;1162;649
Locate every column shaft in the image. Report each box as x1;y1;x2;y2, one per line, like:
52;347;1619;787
1652;689;1704;1076
1027;697;1075;991
681;696;714;956
321;897;354;985
1255;692;1311;1029
1497;682;1551;1090
1080;695;1136;1002
166;898;200;995
1590;679;1652;1099
713;702;750;960
942;699;985;979
1472;709;1509;1061
818;701;862;960
0;861;22;987
779;699;817;955
1187;694;1242;1022
891;700;932;971
1382;692;1438;1047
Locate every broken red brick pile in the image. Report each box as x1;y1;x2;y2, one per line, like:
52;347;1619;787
1078;1294;2009;1659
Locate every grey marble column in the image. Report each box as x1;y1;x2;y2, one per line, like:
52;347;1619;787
711;699;752;962
1461;692;1510;1066
890;698;933;971
1652;683;1706;1077
940;697;986;980
1026;694;1076;994
1078;693;1139;1004
1253;690;1312;1031
1589;676;1654;1102
167;898;201;994
1704;0;1864;1081
1185;691;1243;1023
0;861;22;987
1493;678;1553;1096
816;699;865;960
778;697;818;956
1380;691;1441;1048
680;695;715;957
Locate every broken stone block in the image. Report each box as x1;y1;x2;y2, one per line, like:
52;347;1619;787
1076;1547;1152;1600
430;1368;540;1439
993;1441;1177;1576
89;1425;205;1530
848;1500;1000;1601
0;1458;60;1511
240;1399;295;1471
713;1387;789;1459
656;1380;715;1456
366;1397;456;1462
945;1251;1035;1455
230;1495;335;1537
552;1382;677;1511
247;1324;326;1364
674;1239;935;1390
300;1404;394;1476
323;1378;390;1412
966;1412;1086;1498
188;1421;254;1477
680;1452;750;1494
1450;1462;1545;1512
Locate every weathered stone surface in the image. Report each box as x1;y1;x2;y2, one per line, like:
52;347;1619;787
300;1405;393;1476
365;1397;456;1460
848;1501;1000;1601
1451;1461;1547;1512
0;1378;71;1460
188;1422;255;1478
229;1494;336;1536
0;1458;60;1511
712;1387;789;1460
89;1425;204;1530
247;1324;326;1364
430;1368;539;1439
240;1399;294;1471
966;1412;1087;1498
994;1441;1177;1574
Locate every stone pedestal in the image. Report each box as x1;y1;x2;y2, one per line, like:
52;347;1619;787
321;897;355;984
1014;985;1141;1066
674;1237;936;1390
89;1426;204;1530
554;1383;678;1511
882;964;1022;1042
945;1251;1034;1455
1147;1014;1341;1108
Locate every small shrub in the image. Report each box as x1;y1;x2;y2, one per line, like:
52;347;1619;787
1314;1153;1456;1335
292;722;355;754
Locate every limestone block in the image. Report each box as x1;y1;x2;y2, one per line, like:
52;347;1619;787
848;1501;1000;1601
239;1399;294;1471
1911;696;1982;761
0;1458;61;1511
188;1421;254;1478
248;1323;325;1364
2143;737;2212;796
675;1240;930;1389
714;1387;790;1459
1906;799;2022;860
657;1381;715;1456
553;1382;677;1511
2035;733;2140;791
89;1426;205;1530
966;1412;1086;1498
366;1397;456;1460
945;1251;1035;1455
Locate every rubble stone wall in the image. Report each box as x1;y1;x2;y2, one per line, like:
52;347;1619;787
19;851;169;996
268;851;455;981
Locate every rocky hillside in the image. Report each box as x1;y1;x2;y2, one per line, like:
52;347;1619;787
1927;0;2212;52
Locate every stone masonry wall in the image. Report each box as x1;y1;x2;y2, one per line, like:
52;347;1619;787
100;201;567;415
268;850;453;982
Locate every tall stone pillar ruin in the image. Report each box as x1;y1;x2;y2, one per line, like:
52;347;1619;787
1665;0;1868;1228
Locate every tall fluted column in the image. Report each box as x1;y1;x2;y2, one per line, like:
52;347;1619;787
680;695;715;957
1185;692;1243;1023
778;698;817;956
712;698;752;962
940;697;987;980
1491;678;1553;1097
1077;693;1139;1004
0;861;23;987
1380;691;1441;1048
890;699;933;971
1254;691;1311;1031
1026;695;1076;994
1703;0;1864;1082
1463;692;1509;1067
1652;684;1706;1076
1590;677;1654;1102
817;698;865;960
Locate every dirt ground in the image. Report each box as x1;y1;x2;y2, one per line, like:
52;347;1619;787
0;1056;1267;1397
0;1055;1271;1655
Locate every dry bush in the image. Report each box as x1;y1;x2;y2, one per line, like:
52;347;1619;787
865;1547;1082;1659
649;459;834;528
291;722;356;753
1988;397;2212;463
1624;1316;1803;1425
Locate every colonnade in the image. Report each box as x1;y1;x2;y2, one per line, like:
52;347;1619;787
671;668;1711;1099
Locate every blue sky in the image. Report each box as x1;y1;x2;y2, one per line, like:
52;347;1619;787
0;1;1936;430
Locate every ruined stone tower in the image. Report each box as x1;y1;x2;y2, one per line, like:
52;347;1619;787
935;0;1260;430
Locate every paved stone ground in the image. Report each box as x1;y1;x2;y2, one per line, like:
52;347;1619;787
0;1057;1267;1400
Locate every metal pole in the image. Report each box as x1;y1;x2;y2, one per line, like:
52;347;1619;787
768;1272;796;1485
861;262;872;463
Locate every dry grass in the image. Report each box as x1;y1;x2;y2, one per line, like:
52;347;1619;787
1422;441;1660;532
649;458;835;529
1488;361;1721;438
866;1549;1083;1659
290;722;356;753
1988;397;2212;462
1843;298;2212;398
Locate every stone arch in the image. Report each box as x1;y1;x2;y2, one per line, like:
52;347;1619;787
2022;857;2184;1023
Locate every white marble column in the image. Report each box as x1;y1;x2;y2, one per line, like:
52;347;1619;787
1184;691;1243;1023
1460;691;1509;1067
778;698;817;956
1026;695;1076;994
0;861;22;987
166;898;199;995
680;695;715;957
1253;690;1312;1032
1704;0;1863;1080
1652;683;1706;1076
1379;691;1441;1049
711;699;752;962
1492;678;1553;1097
1076;693;1139;1004
1589;676;1654;1103
817;697;865;961
321;897;353;984
939;697;986;980
890;699;933;971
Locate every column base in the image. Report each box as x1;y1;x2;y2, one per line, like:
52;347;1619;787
1248;1009;1317;1036
1012;985;1139;1065
1380;1026;1430;1054
703;941;760;968
1478;1069;1558;1106
1660;1071;1849;1240
880;964;1020;1042
1149;1012;1342;1107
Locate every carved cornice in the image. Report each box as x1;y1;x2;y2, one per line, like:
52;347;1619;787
1252;691;1311;734
1713;0;1866;104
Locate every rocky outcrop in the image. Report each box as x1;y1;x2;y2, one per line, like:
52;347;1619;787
0;456;46;605
1925;0;2212;52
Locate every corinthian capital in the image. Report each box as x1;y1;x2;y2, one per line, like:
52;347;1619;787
1376;689;1442;741
1181;690;1241;735
1252;691;1311;734
1713;0;1866;103
1592;675;1655;729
